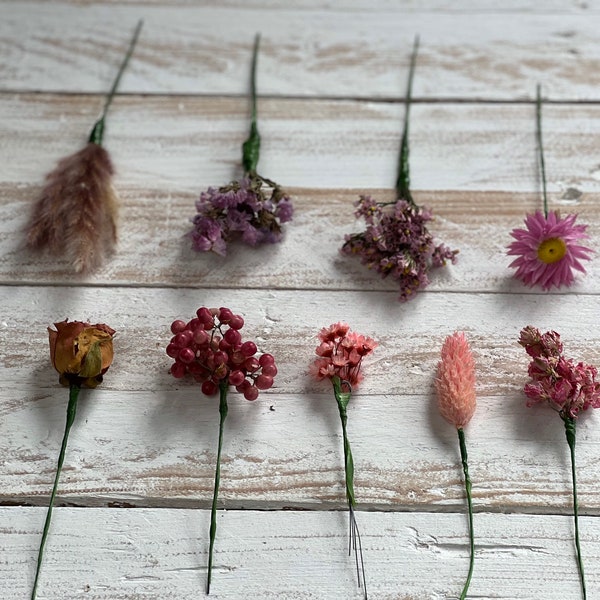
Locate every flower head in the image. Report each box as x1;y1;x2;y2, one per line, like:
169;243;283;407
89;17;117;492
310;322;377;388
26;144;118;273
508;211;592;290
48;319;115;388
166;307;277;401
342;196;458;302
191;175;293;255
435;332;476;429
519;325;600;419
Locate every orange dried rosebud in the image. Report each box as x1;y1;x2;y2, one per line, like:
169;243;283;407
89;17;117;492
435;331;476;429
48;319;115;388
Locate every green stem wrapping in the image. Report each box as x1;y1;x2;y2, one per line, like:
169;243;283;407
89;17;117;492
30;384;80;600
332;376;367;599
564;416;587;600
332;376;355;507
395;35;419;206
206;381;229;595
457;427;475;600
536;84;549;218
242;33;262;174
89;19;143;146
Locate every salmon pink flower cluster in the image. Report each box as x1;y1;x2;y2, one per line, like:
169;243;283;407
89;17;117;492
310;321;377;387
519;325;600;419
166;306;277;401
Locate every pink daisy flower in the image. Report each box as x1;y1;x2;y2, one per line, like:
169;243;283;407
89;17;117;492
507;210;592;290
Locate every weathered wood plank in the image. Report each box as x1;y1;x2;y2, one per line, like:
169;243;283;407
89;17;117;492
3;287;600;397
6;96;600;192
2;96;600;289
2;388;600;512
4;507;600;599
3;3;600;99
1;287;600;511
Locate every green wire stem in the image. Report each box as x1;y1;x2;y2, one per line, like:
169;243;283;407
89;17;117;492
89;19;144;146
242;33;262;174
206;381;229;594
564;416;587;600
395;35;419;206
332;376;367;599
536;84;549;218
457;427;475;600
31;384;80;600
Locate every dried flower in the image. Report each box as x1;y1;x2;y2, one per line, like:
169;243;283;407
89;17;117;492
25;21;142;273
48;319;115;388
343;197;458;301
31;319;115;600
507;86;592;289
166;307;276;593
519;325;599;598
191;175;293;255
26;142;118;273
435;331;477;600
342;37;457;301
435;331;476;428
191;35;293;255
508;211;592;290
311;322;376;599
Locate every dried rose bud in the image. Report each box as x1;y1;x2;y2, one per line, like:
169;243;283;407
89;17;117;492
48;319;115;388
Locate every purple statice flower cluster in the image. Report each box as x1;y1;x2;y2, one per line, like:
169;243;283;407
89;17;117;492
341;195;458;302
519;326;600;419
191;174;293;255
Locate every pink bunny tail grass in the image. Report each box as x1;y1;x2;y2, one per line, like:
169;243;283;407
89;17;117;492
435;331;476;429
26;143;118;273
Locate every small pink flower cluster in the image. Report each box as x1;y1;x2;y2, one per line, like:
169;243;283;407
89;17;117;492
166;306;277;401
519;325;600;419
310;322;377;388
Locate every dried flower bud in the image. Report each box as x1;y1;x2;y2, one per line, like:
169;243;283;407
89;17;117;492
48;319;115;388
435;331;476;429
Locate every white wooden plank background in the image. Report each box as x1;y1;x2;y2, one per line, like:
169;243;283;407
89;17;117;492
3;1;600;598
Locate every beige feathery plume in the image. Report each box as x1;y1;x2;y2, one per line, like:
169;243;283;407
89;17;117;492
24;20;142;275
26;143;118;273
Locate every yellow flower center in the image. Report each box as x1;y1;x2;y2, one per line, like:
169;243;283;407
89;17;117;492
537;237;567;264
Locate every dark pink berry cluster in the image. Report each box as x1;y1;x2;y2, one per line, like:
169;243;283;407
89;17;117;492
166;307;277;401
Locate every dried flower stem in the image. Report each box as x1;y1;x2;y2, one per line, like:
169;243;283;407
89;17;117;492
395;35;419;206
242;33;261;174
457;427;475;600
31;384;80;600
206;381;229;594
535;84;549;218
89;19;144;145
564;416;587;600
332;376;367;600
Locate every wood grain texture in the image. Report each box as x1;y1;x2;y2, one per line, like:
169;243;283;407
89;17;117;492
3;2;600;100
4;1;600;597
3;388;600;512
5;96;600;192
2;287;600;511
3;95;600;288
4;508;600;599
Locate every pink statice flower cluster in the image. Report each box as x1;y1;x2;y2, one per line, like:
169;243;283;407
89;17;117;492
310;322;377;388
508;211;592;290
191;174;293;255
519;325;600;419
342;196;458;302
166;306;277;401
